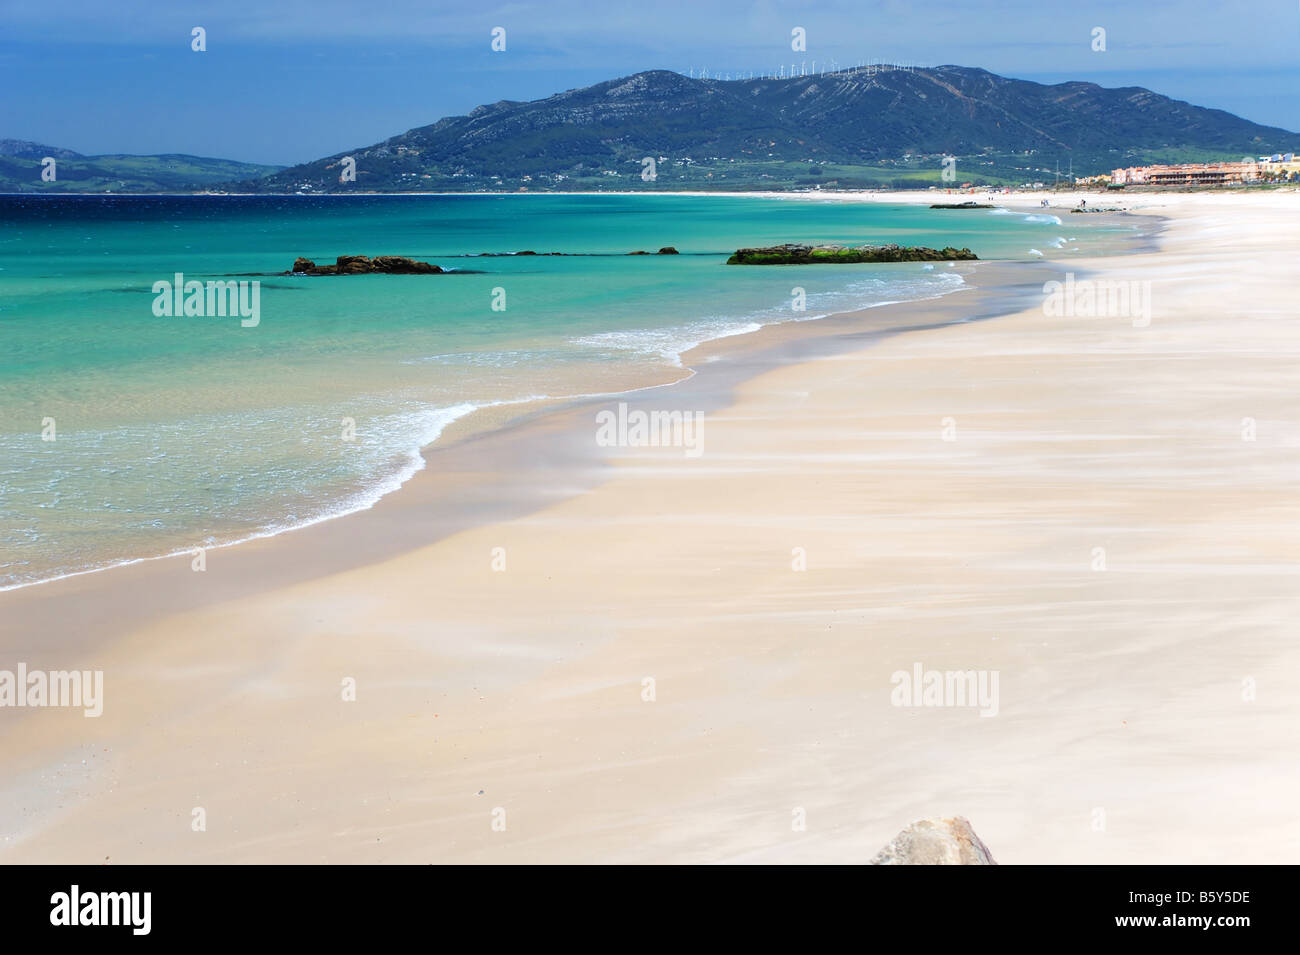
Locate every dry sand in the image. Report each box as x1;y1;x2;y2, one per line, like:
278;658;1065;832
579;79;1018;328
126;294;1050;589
2;190;1298;863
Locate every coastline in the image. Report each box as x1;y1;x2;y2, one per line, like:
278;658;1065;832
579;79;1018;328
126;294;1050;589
0;193;1134;595
5;191;1299;863
0;253;1044;637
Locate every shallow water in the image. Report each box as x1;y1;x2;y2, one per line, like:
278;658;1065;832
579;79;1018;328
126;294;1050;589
0;193;1129;588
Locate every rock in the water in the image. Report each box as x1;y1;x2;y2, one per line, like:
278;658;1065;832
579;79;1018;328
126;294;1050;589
870;816;997;865
336;254;373;274
727;243;977;265
288;254;443;275
657;246;679;254
929;201;994;209
370;255;441;273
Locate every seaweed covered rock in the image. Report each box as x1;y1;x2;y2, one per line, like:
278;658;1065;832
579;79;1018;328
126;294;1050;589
726;243;977;265
289;255;443;275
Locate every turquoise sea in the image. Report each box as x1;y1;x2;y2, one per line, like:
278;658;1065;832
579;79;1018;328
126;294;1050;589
0;194;1128;589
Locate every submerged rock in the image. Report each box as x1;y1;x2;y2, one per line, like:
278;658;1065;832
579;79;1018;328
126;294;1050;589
727;243;977;265
289;255;443;275
870;816;997;865
930;201;994;209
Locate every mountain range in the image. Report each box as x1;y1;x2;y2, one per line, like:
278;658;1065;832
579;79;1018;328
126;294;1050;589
5;66;1296;194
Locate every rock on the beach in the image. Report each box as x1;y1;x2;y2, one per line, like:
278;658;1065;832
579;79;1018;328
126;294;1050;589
869;816;997;865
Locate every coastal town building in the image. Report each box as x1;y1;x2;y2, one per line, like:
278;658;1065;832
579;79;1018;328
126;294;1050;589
1110;160;1262;186
1259;153;1300;178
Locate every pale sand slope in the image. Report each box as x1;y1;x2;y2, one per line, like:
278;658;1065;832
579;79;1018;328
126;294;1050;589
4;193;1299;864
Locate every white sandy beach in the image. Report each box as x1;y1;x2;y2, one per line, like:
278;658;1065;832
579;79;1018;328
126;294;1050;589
2;190;1298;864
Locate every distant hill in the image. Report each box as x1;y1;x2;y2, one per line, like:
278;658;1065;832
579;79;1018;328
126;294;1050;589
0;139;83;160
0;142;282;193
232;65;1300;193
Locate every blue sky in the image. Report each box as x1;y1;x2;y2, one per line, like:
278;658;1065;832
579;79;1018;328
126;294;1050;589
1;0;1296;165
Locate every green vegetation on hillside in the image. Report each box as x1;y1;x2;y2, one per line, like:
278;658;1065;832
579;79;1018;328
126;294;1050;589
234;67;1298;194
0;153;281;193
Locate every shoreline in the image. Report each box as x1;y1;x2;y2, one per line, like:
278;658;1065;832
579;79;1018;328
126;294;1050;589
0;252;1066;858
1;199;1136;596
10;193;1300;863
0;253;1052;631
0;275;959;596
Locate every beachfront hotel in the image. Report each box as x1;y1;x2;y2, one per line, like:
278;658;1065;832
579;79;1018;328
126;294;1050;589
1111;160;1260;186
1109;156;1298;186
